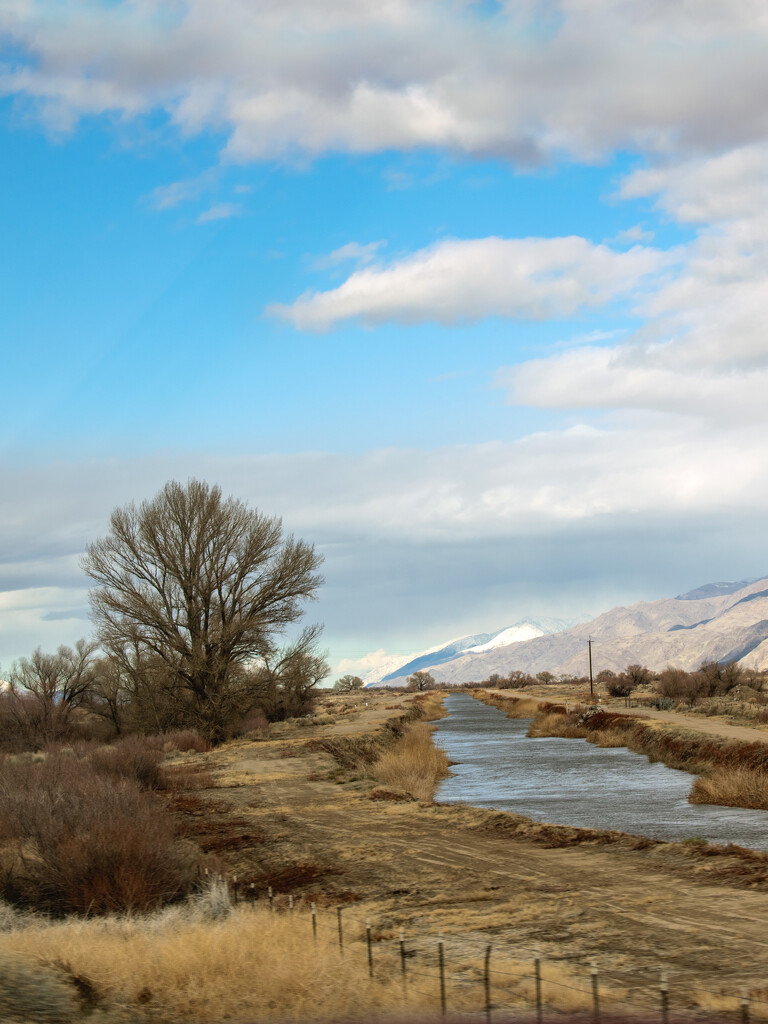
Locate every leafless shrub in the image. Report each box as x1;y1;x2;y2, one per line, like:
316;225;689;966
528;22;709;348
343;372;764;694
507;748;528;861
0;754;193;915
160;729;211;753
90;733;165;790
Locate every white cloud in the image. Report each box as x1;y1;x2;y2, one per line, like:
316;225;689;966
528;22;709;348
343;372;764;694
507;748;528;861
311;241;384;271
3;1;768;163
147;171;216;210
270;235;667;330
620;144;768;225
196;202;243;224
611;225;655;244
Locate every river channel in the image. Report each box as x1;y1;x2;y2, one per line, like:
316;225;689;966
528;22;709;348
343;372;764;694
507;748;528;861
433;692;768;850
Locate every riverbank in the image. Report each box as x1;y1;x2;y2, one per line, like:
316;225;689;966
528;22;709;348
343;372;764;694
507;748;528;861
475;690;768;811
6;691;768;1021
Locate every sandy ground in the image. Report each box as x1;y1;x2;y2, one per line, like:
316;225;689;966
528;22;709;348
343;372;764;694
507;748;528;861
180;692;768;1013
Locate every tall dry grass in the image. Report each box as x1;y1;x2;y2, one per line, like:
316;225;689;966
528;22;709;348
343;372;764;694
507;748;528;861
372;721;452;802
0;896;634;1023
690;767;768;809
0;901;429;1023
474;692;544;719
526;711;587;739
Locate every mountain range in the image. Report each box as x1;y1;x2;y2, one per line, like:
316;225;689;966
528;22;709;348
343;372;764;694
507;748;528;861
366;577;768;686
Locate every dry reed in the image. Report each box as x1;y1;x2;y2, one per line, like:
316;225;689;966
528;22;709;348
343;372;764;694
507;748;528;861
372;721;452;802
690;767;768;810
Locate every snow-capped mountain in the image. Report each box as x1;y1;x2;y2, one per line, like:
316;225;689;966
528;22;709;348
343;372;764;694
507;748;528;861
360;617;578;686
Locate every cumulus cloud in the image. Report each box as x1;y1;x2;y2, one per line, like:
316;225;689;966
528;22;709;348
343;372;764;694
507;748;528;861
620;144;768;225
270;236;667;329
3;1;768;163
465;141;768;421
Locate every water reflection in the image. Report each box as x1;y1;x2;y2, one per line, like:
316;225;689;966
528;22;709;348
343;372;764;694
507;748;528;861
433;693;768;850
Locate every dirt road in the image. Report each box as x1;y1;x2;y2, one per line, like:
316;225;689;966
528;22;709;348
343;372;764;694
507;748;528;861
489;687;768;743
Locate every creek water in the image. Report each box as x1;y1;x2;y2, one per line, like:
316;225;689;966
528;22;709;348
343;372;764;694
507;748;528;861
433;693;768;850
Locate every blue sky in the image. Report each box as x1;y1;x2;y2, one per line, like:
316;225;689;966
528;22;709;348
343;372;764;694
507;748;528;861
2;1;768;681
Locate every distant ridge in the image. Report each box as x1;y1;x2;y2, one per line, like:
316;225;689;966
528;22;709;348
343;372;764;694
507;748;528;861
368;577;768;686
676;579;761;601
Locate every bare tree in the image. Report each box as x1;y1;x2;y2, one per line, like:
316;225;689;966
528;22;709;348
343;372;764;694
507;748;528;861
333;674;364;692
407;670;436;691
82;479;325;741
9;640;97;744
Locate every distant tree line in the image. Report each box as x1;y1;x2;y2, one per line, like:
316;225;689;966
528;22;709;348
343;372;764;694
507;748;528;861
475;660;767;703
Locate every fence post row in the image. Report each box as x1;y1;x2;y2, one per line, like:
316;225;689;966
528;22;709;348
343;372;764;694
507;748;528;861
220;891;760;1024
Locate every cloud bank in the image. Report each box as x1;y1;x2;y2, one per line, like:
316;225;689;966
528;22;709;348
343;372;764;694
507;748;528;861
3;1;768;163
2;422;767;666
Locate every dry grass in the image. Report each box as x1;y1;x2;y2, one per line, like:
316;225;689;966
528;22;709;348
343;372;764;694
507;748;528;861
0;897;635;1023
690;767;768;810
474;692;544;719
526;711;587;739
416;692;449;720
0;902;433;1023
372;721;452;802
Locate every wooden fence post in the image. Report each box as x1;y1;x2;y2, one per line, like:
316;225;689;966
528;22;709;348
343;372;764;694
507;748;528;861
438;936;446;1019
311;902;317;944
660;970;669;1024
337;906;344;954
484;943;492;1024
268;886;274;912
534;955;543;1024
590;961;600;1023
366;920;374;978
741;990;750;1024
399;928;408;998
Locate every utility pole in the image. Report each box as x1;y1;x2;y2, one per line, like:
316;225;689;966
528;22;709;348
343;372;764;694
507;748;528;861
588;637;594;698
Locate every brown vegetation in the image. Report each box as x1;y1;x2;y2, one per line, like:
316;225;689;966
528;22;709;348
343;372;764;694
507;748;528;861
372;720;452;801
0;752;194;915
0;730;219;916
